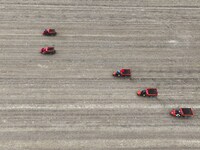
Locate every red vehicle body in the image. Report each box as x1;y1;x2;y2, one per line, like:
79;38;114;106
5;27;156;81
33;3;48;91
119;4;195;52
113;69;131;77
40;47;56;54
137;88;158;97
170;108;194;117
43;29;57;36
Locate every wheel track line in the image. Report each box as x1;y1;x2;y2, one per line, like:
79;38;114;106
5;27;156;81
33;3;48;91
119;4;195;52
0;104;200;110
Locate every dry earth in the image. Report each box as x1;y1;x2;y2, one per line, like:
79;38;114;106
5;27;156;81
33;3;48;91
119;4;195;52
0;0;200;149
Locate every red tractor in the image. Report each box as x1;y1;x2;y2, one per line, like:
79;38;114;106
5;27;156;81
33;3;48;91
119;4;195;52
40;47;56;55
170;108;194;118
113;69;131;77
43;29;57;36
137;88;158;97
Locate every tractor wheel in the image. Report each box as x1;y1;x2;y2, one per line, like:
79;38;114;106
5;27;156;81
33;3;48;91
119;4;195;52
142;94;146;97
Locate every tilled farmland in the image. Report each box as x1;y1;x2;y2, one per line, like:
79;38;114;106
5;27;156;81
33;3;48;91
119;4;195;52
0;0;200;149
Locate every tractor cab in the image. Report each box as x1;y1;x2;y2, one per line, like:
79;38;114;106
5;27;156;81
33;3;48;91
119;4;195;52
170;108;194;118
43;29;57;36
113;68;131;77
137;88;158;97
40;47;56;54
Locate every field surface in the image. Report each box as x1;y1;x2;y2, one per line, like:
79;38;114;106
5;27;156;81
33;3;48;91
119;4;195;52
0;0;200;149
